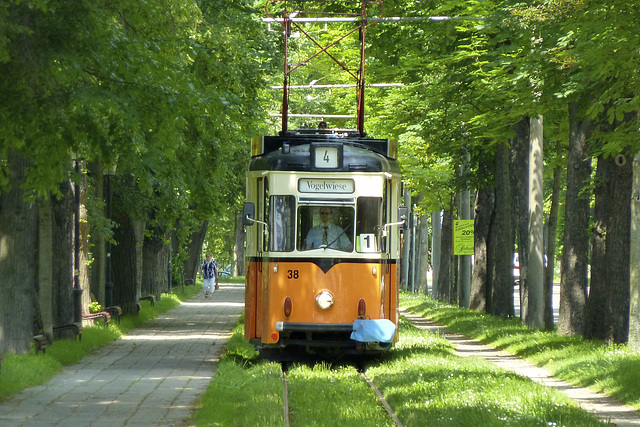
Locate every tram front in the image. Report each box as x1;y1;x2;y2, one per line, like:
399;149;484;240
243;132;405;358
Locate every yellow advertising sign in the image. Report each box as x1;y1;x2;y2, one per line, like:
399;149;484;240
453;220;474;255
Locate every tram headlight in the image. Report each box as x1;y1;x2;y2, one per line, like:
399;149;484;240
316;290;334;310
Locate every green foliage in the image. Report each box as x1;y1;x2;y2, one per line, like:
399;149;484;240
89;301;102;314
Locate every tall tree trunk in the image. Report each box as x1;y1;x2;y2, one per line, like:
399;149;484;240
112;212;146;314
544;142;563;330
491;143;515;317
52;180;74;328
79;163;91;317
431;211;441;298
470;187;495;312
510;116;530;321
629;151;640;351
585;153;632;343
89;164;106;306
558;102;592;336
417;213;430;295
142;225;170;298
38;196;54;339
437;208;453;302
0;151;38;354
183;220;208;284
527;116;545;329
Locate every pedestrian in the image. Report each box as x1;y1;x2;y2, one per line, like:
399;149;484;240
200;252;218;298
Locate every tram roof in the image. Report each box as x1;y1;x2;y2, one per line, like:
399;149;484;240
249;132;400;174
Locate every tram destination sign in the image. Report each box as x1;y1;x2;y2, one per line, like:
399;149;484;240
298;178;354;194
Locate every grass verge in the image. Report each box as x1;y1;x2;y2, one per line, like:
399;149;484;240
193;316;607;426
400;291;640;411
0;283;202;402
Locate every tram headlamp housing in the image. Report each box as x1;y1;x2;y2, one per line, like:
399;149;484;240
316;290;334;310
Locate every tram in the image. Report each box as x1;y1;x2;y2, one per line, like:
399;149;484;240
243;0;405;358
242;131;405;357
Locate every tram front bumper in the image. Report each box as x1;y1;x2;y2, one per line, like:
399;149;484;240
275;319;396;343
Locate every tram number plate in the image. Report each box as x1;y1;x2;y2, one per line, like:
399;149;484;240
358;234;377;252
315;146;339;168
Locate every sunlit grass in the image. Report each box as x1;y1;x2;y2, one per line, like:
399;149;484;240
195;315;607;426
370;320;606;426
287;363;393;426
0;283;202;402
192;321;283;426
400;291;640;411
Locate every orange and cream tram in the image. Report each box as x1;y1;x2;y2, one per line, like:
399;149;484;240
242;130;406;358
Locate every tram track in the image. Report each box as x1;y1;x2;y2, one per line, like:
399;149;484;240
279;361;403;427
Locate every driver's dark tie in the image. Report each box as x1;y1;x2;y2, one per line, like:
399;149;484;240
322;226;328;245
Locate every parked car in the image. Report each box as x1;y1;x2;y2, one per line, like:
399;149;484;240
218;264;232;277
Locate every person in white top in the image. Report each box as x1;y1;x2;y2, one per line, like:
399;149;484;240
304;207;352;251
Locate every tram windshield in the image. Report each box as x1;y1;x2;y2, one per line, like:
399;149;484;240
298;206;354;252
297;197;383;253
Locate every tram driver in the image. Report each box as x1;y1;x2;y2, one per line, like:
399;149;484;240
304;207;353;251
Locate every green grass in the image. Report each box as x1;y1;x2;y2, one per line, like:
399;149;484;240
193;316;608;426
370;318;606;426
287;363;393;426
400;291;640;411
0;283;202;402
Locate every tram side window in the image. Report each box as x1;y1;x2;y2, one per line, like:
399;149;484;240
356;197;382;253
298;206;354;252
269;195;296;252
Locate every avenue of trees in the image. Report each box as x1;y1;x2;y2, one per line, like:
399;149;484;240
0;0;277;354
359;0;640;348
2;0;640;356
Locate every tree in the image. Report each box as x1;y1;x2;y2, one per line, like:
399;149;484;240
557;102;592;336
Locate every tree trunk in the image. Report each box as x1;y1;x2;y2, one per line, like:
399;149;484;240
558;102;592;336
629;151;640;351
417;213;430;295
470;187;495;312
527;116;545;329
0;151;38;354
89;164;106;307
183;220;208;284
431;211;441;298
142;225;170;298
544;142;563;330
585;153;632;343
510;116;530;321
38;196;54;339
112;212;146;314
437;208;453;302
79;164;91;317
491;143;515;317
52;180;74;329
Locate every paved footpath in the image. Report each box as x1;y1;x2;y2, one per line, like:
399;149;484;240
0;282;244;427
400;308;640;427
